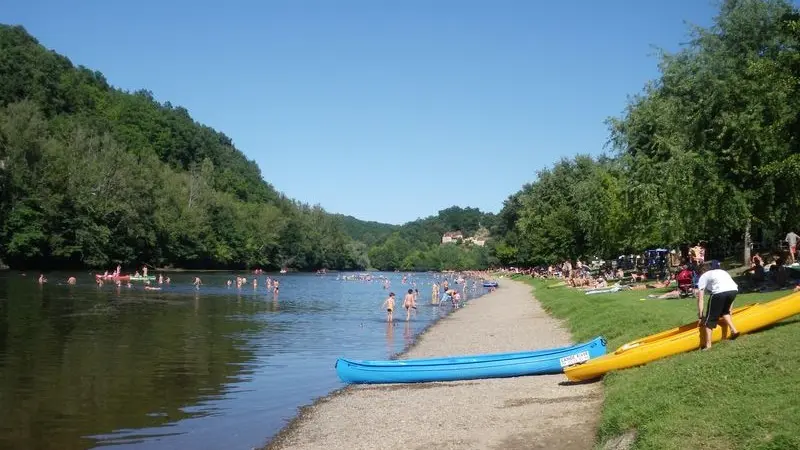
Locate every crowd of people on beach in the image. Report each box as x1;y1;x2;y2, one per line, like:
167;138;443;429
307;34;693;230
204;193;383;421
502;232;800;350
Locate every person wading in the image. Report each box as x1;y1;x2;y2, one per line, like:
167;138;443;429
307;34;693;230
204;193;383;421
695;260;740;350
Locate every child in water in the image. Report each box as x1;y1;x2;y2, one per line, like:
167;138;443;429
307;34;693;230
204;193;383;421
382;292;396;322
403;288;417;321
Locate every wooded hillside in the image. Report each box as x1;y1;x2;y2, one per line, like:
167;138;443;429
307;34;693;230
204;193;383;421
0;24;368;270
493;0;800;267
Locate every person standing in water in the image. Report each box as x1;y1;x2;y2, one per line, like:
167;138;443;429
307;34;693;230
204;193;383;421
193;277;202;289
403;288;416;321
382;292;396;322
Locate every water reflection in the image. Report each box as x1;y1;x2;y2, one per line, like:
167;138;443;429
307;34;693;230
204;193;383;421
0;271;489;450
0;273;268;450
385;321;394;355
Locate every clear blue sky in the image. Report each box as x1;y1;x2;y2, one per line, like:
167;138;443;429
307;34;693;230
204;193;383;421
5;0;719;225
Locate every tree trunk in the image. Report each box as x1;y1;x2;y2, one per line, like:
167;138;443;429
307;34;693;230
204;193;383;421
743;218;752;267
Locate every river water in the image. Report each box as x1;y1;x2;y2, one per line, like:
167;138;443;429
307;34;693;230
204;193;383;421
0;270;489;450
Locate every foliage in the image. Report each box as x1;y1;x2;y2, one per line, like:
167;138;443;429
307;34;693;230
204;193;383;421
365;206;498;271
496;0;800;266
0;24;367;270
333;214;399;247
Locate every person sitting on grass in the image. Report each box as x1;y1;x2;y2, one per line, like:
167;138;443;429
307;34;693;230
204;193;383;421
696;260;740;350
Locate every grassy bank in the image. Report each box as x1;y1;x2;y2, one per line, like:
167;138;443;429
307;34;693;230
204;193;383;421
515;276;800;450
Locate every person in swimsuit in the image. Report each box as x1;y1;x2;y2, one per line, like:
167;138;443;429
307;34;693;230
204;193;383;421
403;289;416;321
382;293;396;322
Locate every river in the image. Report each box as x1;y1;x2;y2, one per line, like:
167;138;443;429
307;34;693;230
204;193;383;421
0;270;490;450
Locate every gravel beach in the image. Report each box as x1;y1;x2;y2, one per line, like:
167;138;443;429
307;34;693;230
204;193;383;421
264;280;602;450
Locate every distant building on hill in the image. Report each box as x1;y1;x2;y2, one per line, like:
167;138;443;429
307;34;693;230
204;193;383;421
442;231;464;244
465;236;487;247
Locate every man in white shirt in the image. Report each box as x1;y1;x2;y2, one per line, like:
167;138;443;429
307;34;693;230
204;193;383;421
696;260;740;350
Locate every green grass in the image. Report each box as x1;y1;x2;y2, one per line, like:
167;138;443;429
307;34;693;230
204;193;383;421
515;276;800;450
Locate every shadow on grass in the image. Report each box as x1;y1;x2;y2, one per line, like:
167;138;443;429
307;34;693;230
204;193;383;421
751;316;800;333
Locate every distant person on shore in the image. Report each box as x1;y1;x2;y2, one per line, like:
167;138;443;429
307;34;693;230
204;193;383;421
696;260;740;350
786;231;799;264
382;292;396;322
403;289;417;321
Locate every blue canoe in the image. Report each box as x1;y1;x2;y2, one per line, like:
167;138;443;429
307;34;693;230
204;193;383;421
483;281;499;288
335;336;607;384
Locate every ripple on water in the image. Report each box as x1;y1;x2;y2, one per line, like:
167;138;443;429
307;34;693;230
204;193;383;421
0;271;492;450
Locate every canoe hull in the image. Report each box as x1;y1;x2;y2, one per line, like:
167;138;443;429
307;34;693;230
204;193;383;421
336;336;607;384
564;292;800;382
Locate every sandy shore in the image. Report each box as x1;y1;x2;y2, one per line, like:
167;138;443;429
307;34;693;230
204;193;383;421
264;280;602;450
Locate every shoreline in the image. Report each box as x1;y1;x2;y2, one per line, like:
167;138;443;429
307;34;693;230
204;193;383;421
262;280;602;450
263;290;487;447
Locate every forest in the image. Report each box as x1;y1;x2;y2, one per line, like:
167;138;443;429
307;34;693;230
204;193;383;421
492;0;800;268
0;23;495;271
3;0;798;271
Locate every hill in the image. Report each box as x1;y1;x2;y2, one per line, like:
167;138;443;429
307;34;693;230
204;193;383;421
366;206;498;271
332;215;399;247
0;24;370;270
0;24;500;272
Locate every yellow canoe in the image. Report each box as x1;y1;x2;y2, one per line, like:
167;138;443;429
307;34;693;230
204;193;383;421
564;291;800;382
